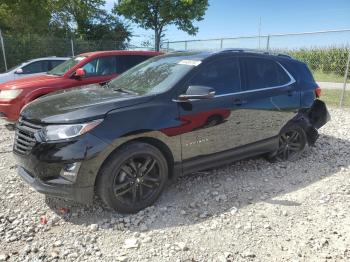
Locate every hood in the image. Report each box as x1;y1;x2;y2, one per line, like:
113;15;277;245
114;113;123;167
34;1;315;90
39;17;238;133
0;74;61;90
21;85;153;124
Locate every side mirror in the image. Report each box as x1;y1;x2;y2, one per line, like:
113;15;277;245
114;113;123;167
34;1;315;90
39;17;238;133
74;68;86;78
15;68;23;74
176;85;216;102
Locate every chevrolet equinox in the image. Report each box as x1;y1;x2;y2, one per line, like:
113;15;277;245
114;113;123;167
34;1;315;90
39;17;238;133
13;50;330;213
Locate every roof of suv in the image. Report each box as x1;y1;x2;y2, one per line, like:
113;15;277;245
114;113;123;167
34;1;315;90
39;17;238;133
79;50;163;58
166;49;295;62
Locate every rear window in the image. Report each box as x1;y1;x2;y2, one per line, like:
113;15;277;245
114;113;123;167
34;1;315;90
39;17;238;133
240;57;291;90
116;55;153;74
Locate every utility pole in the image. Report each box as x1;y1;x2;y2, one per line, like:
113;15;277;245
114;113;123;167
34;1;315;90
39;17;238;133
340;48;350;108
0;28;8;71
258;17;262;49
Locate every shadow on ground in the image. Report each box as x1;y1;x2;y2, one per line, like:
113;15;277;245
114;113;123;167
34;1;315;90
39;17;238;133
45;134;349;231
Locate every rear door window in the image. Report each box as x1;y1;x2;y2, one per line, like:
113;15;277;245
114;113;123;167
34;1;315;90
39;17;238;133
116;55;152;74
188;57;241;95
22;61;49;74
240;57;291;91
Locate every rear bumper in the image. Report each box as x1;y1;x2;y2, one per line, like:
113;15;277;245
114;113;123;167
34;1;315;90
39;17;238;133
18;166;94;204
301;99;330;145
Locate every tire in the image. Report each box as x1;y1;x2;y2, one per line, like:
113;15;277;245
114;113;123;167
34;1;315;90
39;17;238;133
268;124;307;162
96;142;168;213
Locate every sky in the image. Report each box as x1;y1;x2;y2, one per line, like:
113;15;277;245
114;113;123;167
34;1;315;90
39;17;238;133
105;0;350;49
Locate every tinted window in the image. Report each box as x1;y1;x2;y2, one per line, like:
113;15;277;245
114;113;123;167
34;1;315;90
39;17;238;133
82;56;117;77
281;61;314;84
22;61;49;74
188;57;241;95
117;55;152;74
50;60;66;70
241;57;290;90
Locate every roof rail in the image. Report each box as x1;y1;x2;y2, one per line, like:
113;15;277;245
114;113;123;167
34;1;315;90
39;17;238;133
217;48;292;58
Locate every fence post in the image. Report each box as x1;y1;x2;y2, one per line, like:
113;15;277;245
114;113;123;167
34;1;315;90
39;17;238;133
220;38;223;49
166;41;169;52
70;38;75;57
266;35;270;51
339;48;350;108
184;41;188;50
0;29;8;71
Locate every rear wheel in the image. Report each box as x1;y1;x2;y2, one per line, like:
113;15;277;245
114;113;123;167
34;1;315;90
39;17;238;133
96;142;168;213
269;125;307;162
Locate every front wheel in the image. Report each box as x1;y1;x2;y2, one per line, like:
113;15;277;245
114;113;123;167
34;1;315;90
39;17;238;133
269;125;307;162
96;142;168;213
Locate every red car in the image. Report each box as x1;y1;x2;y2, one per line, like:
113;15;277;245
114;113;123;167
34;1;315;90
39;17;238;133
0;50;162;122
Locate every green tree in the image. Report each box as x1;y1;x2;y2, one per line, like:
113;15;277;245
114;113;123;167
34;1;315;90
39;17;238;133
0;0;52;35
114;0;209;51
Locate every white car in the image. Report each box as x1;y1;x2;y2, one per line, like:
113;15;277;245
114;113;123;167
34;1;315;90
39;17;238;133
0;56;69;84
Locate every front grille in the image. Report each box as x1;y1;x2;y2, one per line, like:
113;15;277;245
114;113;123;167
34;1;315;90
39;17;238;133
14;119;42;155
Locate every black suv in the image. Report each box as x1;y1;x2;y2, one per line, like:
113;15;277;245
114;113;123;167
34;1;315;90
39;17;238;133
13;50;329;213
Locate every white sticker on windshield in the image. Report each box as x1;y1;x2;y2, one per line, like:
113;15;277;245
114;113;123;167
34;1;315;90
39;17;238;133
178;60;202;66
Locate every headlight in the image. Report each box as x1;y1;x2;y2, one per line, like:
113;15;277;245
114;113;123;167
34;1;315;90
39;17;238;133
0;89;23;100
41;119;103;141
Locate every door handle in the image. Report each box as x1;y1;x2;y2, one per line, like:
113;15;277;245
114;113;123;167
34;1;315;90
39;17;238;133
233;98;246;106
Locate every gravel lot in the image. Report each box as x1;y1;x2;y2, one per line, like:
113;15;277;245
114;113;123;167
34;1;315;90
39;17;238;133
0;108;349;262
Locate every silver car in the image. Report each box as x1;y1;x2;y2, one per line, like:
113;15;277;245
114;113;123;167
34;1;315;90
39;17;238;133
0;56;69;84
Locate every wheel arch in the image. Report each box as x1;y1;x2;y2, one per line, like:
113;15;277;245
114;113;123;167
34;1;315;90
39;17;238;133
94;136;176;188
24;87;57;104
283;111;318;146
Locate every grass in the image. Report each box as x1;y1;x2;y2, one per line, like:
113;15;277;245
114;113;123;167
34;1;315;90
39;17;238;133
313;70;347;83
320;89;350;107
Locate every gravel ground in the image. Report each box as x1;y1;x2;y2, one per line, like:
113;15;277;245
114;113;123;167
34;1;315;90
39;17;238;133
0;108;349;262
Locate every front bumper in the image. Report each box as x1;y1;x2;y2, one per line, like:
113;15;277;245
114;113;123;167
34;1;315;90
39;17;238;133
0;101;22;122
14;132;111;204
18;166;94;204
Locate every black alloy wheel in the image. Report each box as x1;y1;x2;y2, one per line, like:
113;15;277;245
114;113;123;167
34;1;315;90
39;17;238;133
97;142;168;213
270;125;307;162
113;155;162;205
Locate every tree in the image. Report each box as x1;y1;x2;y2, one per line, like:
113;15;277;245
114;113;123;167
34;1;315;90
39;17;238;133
0;0;52;35
114;0;209;51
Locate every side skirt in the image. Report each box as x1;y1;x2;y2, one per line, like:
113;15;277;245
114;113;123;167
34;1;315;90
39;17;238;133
174;136;279;177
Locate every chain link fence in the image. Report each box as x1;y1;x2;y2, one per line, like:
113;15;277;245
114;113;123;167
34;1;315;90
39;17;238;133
165;29;350;108
0;32;141;73
0;29;349;107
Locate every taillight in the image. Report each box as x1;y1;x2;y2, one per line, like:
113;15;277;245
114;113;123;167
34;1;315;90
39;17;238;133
315;86;321;98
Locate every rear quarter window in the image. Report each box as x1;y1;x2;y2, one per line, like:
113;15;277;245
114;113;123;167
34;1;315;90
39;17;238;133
280;60;315;84
240;57;291;90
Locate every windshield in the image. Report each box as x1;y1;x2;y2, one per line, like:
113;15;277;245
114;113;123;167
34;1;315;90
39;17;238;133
107;54;200;95
48;56;86;76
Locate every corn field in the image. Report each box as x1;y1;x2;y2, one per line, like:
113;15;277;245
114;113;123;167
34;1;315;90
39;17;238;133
287;47;349;77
